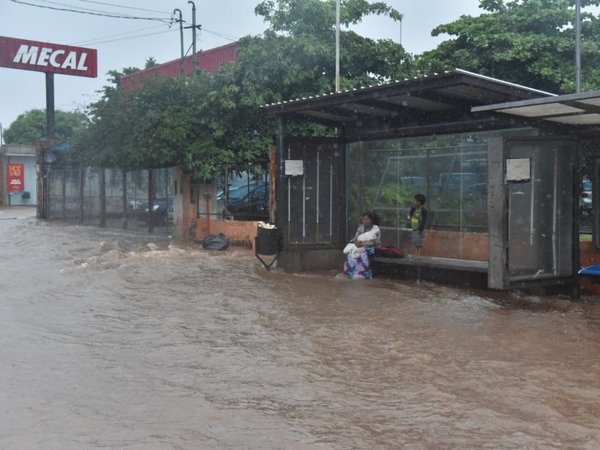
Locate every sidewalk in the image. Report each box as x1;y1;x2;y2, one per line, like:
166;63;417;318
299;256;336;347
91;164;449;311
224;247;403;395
0;205;37;219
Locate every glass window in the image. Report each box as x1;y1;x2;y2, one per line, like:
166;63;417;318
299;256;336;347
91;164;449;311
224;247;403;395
345;129;538;260
346;132;490;237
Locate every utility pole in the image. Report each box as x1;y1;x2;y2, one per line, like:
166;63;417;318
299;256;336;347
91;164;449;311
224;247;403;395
399;17;402;47
335;0;340;92
188;1;197;76
576;0;581;93
173;8;184;75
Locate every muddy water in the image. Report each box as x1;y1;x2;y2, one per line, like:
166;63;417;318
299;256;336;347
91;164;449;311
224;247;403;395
1;211;600;449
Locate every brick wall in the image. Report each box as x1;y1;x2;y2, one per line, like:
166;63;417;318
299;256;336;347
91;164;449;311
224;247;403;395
195;218;260;251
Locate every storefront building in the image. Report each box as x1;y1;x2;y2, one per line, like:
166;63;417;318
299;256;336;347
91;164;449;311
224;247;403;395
0;144;37;206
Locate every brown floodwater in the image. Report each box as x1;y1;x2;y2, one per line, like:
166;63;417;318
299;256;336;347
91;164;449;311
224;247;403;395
1;208;599;449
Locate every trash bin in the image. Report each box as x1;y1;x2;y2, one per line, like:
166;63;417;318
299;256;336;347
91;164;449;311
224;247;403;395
256;225;279;255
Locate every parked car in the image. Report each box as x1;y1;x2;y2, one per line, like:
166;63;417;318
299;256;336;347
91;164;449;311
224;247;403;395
225;182;269;220
136;197;173;224
581;177;592;215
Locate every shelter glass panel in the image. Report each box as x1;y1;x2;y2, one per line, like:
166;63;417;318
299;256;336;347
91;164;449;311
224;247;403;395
346;129;536;260
507;141;574;281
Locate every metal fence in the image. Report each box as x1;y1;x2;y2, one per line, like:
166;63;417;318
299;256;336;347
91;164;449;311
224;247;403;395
579;139;600;232
44;165;174;235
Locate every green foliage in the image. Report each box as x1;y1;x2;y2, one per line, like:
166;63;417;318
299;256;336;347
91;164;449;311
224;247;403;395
418;0;600;93
3;109;89;145
71;0;412;179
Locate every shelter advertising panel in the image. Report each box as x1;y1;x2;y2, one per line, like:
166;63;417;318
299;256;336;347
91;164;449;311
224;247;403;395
7;163;24;193
0;36;97;77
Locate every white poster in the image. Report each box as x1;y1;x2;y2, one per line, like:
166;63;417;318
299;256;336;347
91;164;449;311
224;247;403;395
285;160;304;176
506;158;531;182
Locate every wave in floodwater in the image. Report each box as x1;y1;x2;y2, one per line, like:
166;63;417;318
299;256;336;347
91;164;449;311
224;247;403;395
1;215;600;449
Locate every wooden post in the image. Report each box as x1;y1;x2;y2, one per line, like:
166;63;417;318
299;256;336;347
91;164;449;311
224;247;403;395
79;166;84;224
99;166;106;227
148;168;155;233
122;169;128;229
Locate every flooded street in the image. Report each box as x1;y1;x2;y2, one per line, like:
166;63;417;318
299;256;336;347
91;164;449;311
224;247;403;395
1;209;600;449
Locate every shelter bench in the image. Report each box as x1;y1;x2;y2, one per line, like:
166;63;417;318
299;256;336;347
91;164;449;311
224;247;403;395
371;255;489;288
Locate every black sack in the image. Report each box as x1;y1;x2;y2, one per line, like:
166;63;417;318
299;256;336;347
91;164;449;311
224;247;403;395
201;233;230;251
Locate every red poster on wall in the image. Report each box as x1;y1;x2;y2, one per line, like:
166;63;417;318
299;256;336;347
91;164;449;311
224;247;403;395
7;163;24;193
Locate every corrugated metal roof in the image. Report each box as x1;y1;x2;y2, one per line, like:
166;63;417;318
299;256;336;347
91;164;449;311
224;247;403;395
263;69;554;131
472;90;600;127
120;42;237;90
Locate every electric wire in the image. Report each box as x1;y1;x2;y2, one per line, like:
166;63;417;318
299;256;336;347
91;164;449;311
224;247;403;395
9;0;247;50
75;28;176;46
69;0;170;15
72;24;167;46
202;28;239;42
9;0;171;22
24;0;140;15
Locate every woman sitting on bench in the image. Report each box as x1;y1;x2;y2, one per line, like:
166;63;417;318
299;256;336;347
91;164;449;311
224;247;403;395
343;210;381;279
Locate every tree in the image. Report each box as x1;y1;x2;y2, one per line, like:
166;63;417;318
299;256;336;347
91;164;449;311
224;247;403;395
3;109;89;145
253;0;410;90
418;0;600;93
70;0;413;179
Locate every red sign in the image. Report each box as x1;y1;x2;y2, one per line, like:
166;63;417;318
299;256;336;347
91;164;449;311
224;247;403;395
7;163;25;193
0;36;97;78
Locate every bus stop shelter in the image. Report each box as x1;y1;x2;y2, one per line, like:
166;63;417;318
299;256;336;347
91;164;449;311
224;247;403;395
265;69;600;294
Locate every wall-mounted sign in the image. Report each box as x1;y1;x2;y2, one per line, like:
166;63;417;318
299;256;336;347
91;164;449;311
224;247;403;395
285;160;304;176
7;163;24;193
0;36;97;78
506;158;531;182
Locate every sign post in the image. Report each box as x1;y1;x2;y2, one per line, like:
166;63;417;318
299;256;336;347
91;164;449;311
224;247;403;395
0;35;97;138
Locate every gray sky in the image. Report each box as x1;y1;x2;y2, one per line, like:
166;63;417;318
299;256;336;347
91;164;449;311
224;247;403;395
0;0;484;133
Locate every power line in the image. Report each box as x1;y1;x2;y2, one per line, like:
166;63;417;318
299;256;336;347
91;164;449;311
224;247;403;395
73;23;239;48
21;0;131;16
202;28;239;42
73;24;166;45
9;0;171;22
75;28;176;46
70;0;171;15
10;0;243;51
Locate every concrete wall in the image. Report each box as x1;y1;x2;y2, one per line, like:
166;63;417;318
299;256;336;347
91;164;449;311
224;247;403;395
195;218;260;250
388;229;489;261
278;248;345;273
175;172;199;240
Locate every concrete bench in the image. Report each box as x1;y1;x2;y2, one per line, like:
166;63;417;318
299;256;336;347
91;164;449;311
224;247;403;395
371;255;489;288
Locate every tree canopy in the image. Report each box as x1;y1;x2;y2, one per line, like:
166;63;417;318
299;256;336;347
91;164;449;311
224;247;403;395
68;0;600;179
70;0;411;179
418;0;600;93
3;109;89;145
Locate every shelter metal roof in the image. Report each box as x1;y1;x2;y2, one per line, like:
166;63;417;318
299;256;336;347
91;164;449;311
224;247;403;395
264;69;554;135
472;90;600;128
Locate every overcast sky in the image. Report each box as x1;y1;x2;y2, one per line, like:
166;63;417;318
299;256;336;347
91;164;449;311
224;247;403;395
0;0;484;135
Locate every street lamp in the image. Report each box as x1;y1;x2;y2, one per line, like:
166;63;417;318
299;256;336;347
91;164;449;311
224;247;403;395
188;1;197;75
173;8;184;75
